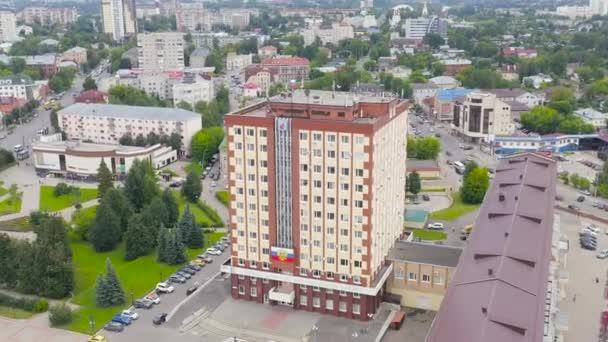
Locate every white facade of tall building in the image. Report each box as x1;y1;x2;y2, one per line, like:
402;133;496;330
57;103;202;150
137;32;185;71
404;16;447;41
101;0;137;41
175;1;205;32
0;11;17;43
302;22;355;46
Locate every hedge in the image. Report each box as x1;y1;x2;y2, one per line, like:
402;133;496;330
0;293;49;313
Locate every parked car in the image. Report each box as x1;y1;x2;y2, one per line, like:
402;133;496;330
104;322;124;332
176;271;191;279
134;298;153;309
155;282;175;293
214;244;226;251
220;237;229;243
197;254;213;263
581;242;597;251
186;286;198;296
206;248;222;256
427;222;444;230
121;309;139;320
186;264;201;272
180;267;196;275
422;194;430;201
153;313;168;325
111;314;132;326
577;196;585;202
597;249;608;259
446;160;453;165
580;190;592;196
190;259;206;267
463;145;474;151
568;204;579;210
88;335;108;342
169;274;187;284
586;224;601;234
145;292;160;304
169;181;182;188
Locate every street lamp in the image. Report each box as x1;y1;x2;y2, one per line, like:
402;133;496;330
130;288;134;306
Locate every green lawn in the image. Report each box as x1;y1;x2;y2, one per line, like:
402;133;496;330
0;181;7;197
68;232;224;333
39;186;98;212
0;193;22;216
430;193;480;221
215;191;229;207
0;305;34;319
71;205;98;227
173;192;223;227
421;187;447;193
412;229;447;241
184;162;203;175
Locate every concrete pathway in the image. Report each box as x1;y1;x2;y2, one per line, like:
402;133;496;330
58;198;99;222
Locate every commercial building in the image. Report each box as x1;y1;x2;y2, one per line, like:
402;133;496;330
175;1;205;32
0;11;17;43
32;141;177;177
19;7;78;26
453;92;514;143
101;0;137;41
404;16;447;41
137;32;185;71
426;152;559;342
0;75;34;101
494;133;586;155
62;46;88;65
220;89;409;320
226;53;253;72
386;242;462;311
57;103;201;151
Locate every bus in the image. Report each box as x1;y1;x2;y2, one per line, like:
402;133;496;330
453;161;465;174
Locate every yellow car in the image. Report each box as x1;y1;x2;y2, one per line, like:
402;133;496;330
88;335;107;342
191;259;206;267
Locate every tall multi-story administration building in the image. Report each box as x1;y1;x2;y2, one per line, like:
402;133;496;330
101;0;137;41
137;32;185;71
221;90;408;320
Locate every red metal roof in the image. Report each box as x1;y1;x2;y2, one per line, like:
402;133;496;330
261;56;310;66
426;152;556;342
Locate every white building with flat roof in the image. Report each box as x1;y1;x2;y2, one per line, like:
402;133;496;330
32;141;177;176
172;76;214;107
574;108;608;128
57;103;202;151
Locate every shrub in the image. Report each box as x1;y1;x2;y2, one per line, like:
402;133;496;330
0;293;48;313
53;183;72;197
48;303;73;326
32;299;49;313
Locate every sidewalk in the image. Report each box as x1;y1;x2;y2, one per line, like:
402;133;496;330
58;198;99;221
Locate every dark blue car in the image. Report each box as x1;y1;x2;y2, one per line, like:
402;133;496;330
112;314;132;326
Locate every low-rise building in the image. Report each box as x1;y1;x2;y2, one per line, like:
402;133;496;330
406;159;441;179
258;45;278;59
574;107;608;128
386;242;462;311
494;133;583;155
0;74;33;101
32;141;177;177
453;91;514;143
412;83;438;104
259;56;310;83
502;46;538;59
172;75;214;107
498;64;519;81
378;56;398;72
523;74;553;89
429;76;460;90
242;82;261;98
439;59;472;76
389;66;412;79
57;103;202;151
226;52;253;72
17;25;32;35
74;90;108;104
62;46;87;65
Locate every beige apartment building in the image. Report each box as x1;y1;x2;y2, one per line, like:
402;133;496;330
220;90;409;320
62;47;88;65
57;103;201;152
386;242;461;311
226;53;253;72
453;91;515;143
19;7;78;26
137;32;185;71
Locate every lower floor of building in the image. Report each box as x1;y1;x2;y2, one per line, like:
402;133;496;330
230;274;382;321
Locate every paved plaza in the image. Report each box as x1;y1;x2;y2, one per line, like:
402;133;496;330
0;316;87;342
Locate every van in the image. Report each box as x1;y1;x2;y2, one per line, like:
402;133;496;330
453;161;465;174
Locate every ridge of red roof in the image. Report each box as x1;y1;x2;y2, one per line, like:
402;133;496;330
261;56;310;66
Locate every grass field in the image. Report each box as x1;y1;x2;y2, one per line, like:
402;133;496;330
421;187;447;193
412;229;447;241
173;192;223;227
68;231;224;333
0;181;7;197
0;216;31;231
215;191;229;207
71;205;98;227
0;306;34;319
184;162;203;175
430;193;480;221
0;193;22;216
39;186;98;212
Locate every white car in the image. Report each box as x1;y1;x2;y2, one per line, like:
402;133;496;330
145;292;160;304
597;249;608;259
427;222;445;230
155;282;175;293
122;309;139;320
586;224;601;234
206;247;222;256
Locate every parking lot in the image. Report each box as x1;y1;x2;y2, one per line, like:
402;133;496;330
100;245;231;342
559;212;608;342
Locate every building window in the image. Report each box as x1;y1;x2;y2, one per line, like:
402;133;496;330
339;290;347;297
259;129;267;137
326;271;334;279
327;150;336;158
251;287;257;297
300;132;308;140
313;270;321;278
313;133;322;141
341;135;349;143
262;262;269;270
355;200;364;208
238;285;245;295
300;295;307;306
300;268;308;276
353;303;360;315
313;297;321;308
341;168;350;176
355;184;363;192
395;266;405;280
353;276;361;284
408;272;417;281
238;258;245;266
433;271;444;285
340;229;348;237
327;227;335;235
326;299;334;310
327;134;336;142
251;261;257;268
354;231;362;238
327;197;335;205
340;244;348;252
354;261;362;268
247;128;254;136
339;301;347;312
340;259;349;267
326;257;335;264
313;286;320;292
353;292;360;299
422;274;431;283
340;274;348;282
234;127;242;135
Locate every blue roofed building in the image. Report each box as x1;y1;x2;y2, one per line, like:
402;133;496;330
433;88;474;122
